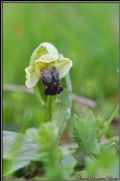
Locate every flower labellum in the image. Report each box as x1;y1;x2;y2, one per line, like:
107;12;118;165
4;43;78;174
42;66;63;95
25;42;73;95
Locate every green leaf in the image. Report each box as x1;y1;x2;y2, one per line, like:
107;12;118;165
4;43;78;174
85;147;119;178
25;127;38;142
97;106;119;139
36;122;59;152
61;155;76;179
3;159;30;177
34;82;45;106
51;73;72;140
74;112;100;154
3;131;44;161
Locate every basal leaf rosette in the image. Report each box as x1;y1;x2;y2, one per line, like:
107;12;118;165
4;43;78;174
25;42;73;88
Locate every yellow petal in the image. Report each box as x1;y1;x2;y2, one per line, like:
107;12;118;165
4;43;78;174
30;42;59;65
54;58;73;79
25;66;39;88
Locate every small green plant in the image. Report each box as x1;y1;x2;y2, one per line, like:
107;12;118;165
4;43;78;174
73;108;119;178
3;42;119;180
25;42;73;139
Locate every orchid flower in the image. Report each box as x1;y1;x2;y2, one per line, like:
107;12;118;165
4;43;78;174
25;42;73;89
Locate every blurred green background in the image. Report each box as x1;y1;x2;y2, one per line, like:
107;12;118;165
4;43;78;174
3;3;119;132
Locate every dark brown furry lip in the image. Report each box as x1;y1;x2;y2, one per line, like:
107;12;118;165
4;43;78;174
41;66;63;96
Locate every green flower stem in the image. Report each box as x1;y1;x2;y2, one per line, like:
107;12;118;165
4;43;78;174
34;73;72;141
34;85;51;123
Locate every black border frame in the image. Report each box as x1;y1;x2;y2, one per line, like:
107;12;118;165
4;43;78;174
1;1;120;181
